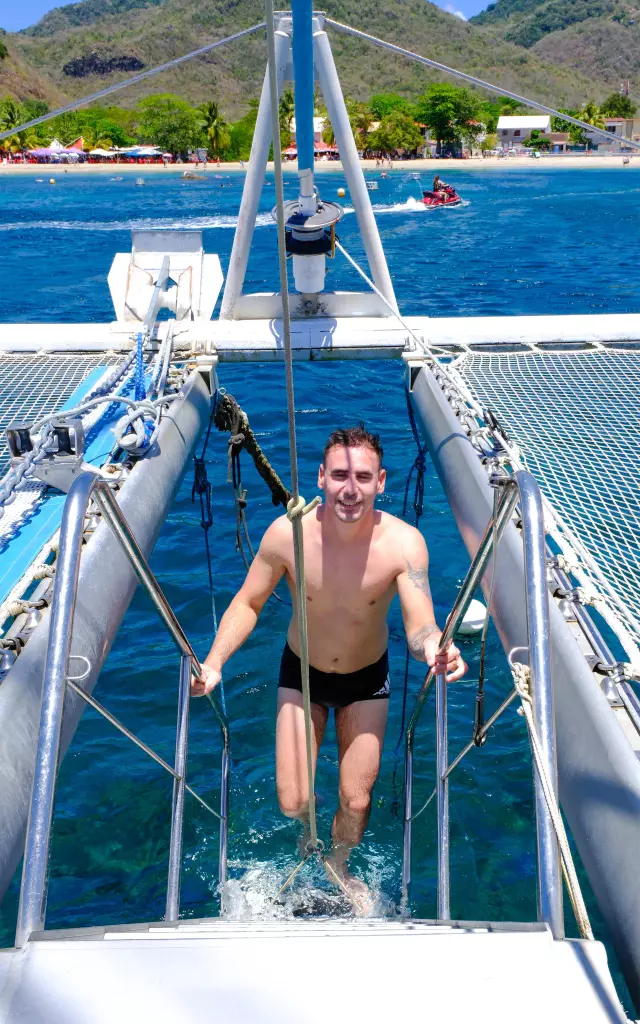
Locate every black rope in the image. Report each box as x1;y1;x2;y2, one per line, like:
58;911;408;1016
397;387;429;749
191;390;227;714
221;394;284;602
392;388;430;818
402;385;428;524
192;391;217;615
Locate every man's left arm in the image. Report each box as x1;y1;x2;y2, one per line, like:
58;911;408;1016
396;527;467;683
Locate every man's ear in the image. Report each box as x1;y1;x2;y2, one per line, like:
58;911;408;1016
377;467;387;494
318;463;325;490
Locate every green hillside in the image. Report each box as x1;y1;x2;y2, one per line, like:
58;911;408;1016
471;0;640;93
22;0;167;37
0;0;617;115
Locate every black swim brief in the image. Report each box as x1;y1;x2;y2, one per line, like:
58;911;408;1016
278;643;390;709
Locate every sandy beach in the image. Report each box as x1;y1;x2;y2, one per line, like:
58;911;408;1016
0;154;638;175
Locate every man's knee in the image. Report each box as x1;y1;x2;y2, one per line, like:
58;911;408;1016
278;788;309;819
339;788;372;817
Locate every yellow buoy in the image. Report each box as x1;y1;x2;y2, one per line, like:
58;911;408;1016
337;187;345;198
49;178;56;184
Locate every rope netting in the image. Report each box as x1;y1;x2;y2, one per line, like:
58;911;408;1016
453;349;640;660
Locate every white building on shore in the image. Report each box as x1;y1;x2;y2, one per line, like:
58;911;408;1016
497;115;551;151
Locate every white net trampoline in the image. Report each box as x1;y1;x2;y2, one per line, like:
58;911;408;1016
454;349;640;654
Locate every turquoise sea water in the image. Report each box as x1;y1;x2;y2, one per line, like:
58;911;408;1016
1;167;639;1005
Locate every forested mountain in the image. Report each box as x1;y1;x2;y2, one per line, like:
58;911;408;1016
0;0;614;114
471;0;640;91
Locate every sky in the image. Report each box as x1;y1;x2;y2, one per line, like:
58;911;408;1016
0;0;488;33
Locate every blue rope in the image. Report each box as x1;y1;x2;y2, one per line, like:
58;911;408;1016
134;333;146;401
130;332;154;450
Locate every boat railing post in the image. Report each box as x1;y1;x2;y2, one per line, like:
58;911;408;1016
436;669;450;919
217;717;230;889
515;469;564;938
401;733;414;902
401;478;517;907
165;654;191;922
16;472;231;945
15;472;98;947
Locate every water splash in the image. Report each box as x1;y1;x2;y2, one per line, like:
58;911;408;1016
220;860;353;920
219;856;395;921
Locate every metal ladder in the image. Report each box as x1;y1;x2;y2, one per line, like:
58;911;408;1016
402;469;564;937
15;471;230;947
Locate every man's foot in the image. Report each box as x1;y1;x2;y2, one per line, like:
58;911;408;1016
324;856;375;917
297;819;312;859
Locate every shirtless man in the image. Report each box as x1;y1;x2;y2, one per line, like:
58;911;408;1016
192;425;466;905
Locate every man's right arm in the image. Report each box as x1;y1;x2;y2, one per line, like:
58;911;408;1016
192;519;288;696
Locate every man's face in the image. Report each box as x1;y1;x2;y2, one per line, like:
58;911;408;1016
318;444;386;523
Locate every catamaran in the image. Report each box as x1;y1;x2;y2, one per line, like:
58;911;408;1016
1;3;640;1020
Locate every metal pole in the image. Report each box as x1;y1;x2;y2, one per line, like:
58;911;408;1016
436;670;450;919
402;740;413;902
312;29;398;312
219;25;291;320
96;484;232;872
516;470;563;938
218;735;230;887
165;654;191;922
94;486;193;660
15;472;230;943
15;471;97;946
291;0;316;216
96;484;231;874
402;476;518;905
265;0;319;851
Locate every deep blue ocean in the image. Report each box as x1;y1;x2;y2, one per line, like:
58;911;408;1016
1;166;639;1008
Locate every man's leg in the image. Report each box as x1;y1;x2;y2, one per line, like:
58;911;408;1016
327;699;388;893
276;687;328;841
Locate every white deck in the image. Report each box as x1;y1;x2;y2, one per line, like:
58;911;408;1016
0;920;630;1023
2;313;640;359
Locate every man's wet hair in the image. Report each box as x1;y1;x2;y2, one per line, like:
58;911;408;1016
323;424;383;466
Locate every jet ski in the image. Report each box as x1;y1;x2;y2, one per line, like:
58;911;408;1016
421;185;462;207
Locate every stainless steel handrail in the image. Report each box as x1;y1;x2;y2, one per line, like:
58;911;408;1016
402;469;563;938
15;471;230;946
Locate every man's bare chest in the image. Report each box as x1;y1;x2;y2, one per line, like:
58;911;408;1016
284;543;398;613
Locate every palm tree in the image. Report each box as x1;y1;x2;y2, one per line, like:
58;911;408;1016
578;102;605;150
199;101;231;159
0;100;37;153
278;89;295;150
77;125;114;152
321;118;335;146
279;89;295;134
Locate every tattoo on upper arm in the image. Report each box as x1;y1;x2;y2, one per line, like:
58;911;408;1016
408;624;441;659
406;558;432;599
